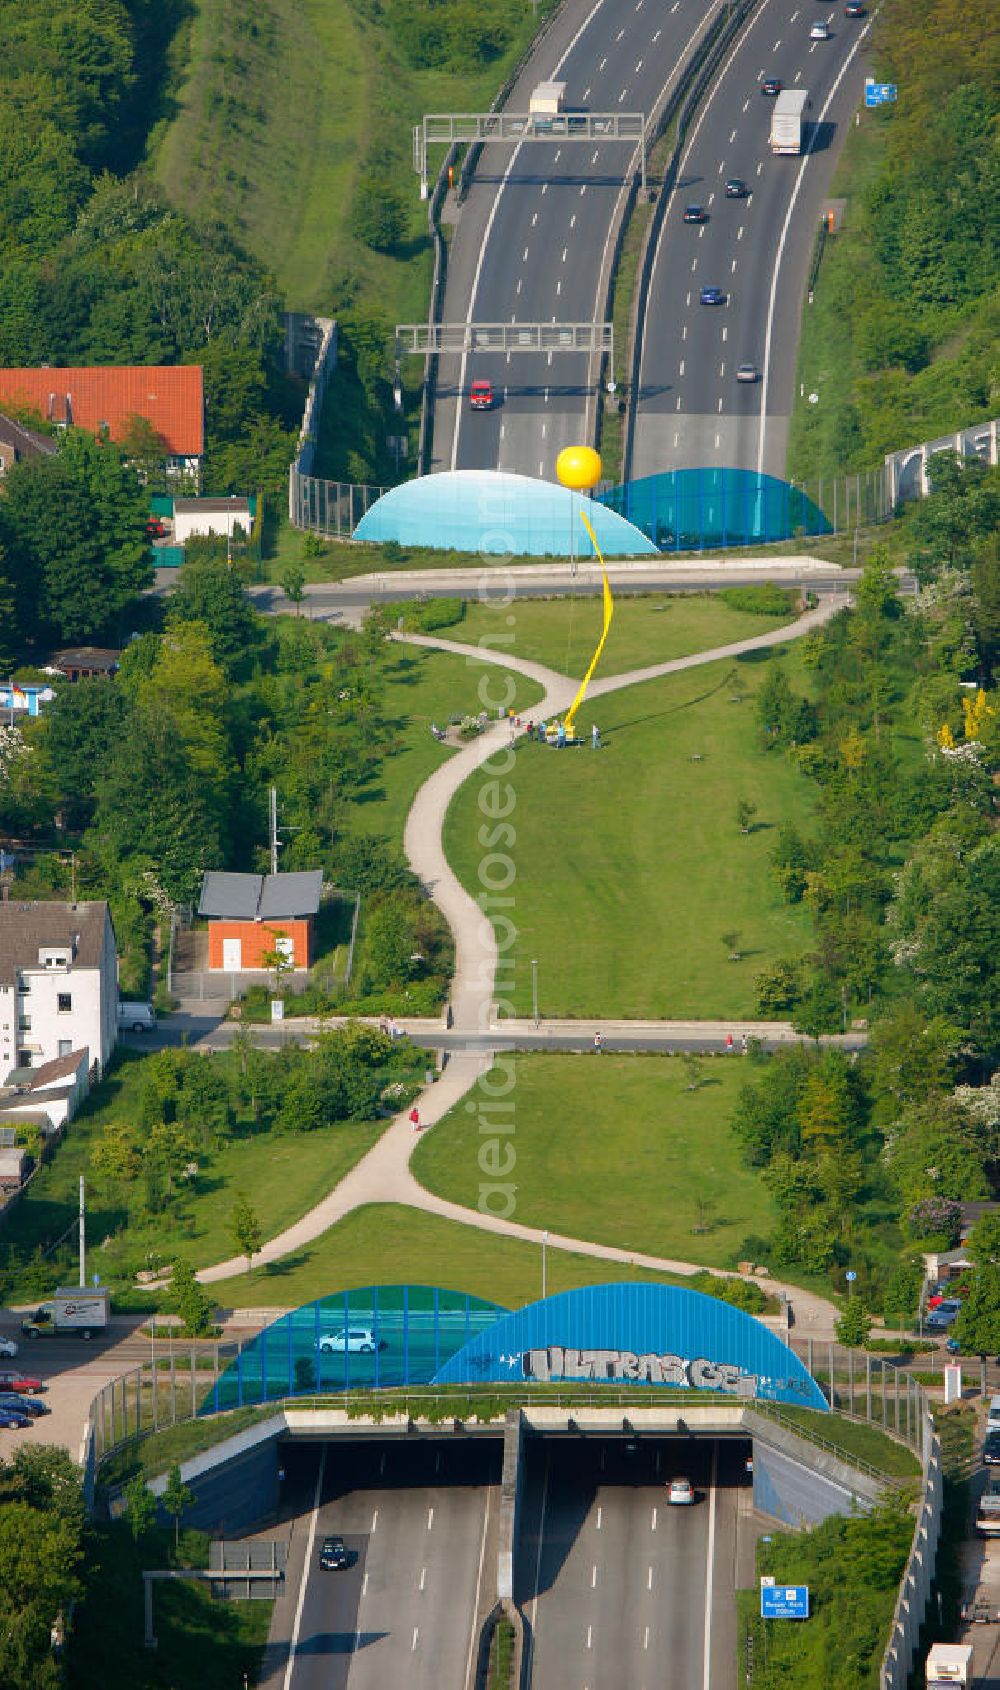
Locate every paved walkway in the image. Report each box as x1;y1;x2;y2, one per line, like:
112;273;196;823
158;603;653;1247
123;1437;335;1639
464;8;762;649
195;596;849;1327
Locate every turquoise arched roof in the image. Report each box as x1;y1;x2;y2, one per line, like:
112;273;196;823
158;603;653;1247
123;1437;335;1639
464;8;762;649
202;1280;826;1413
598;468;833;548
352;470;658;557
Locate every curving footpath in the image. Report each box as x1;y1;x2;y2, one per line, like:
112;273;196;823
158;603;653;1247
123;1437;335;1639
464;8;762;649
199;596;849;1327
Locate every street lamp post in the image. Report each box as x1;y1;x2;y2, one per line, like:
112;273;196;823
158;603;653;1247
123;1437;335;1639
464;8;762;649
542;1230;548;1299
532;959;539;1029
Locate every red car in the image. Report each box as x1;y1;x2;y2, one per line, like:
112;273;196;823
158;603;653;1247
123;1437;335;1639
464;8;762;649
469;380;494;411
145;517;167;539
0;1373;45;1393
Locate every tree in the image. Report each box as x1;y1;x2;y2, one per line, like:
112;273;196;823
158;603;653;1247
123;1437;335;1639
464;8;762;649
349;176;407;252
721;929;742;962
735;797;757;835
124;1474;157;1540
162;1464;194;1548
170;555;260;671
171;1257;214;1337
952;1265;1000;1358
882;1260;924;1331
835;1298;872;1350
279;561;306;615
230;1195;263;1274
680;1052;704;1092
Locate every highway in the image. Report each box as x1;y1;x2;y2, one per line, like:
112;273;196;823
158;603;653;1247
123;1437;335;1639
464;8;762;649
519;1436;752;1689
634;0;873;479
284;1438;500;1690
431;0;726;480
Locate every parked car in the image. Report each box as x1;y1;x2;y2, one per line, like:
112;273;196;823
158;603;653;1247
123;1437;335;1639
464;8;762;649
927;1299;962;1329
761;78;783;96
983;1430;1000;1466
724;178;748;198
319;1535;349;1570
667;1477;695;1505
682;204;707;223
469;380;494;411
0;1373;44;1393
145;518;167;539
117;1002;155;1033
0;1337;18;1360
0;1408;32;1430
700;287;725;305
0;1394;49;1417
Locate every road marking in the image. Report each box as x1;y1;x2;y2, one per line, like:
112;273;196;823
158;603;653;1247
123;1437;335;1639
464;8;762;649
616;27;624;39
707;190;714;205
420;1566;427;1590
644;1626;650;1650
679;359;685;376
719;361;725;376
523;247;529;261
703;1442;718;1690
372;1508;378;1531
718;159;724;173
427;1507;434;1530
652;27;661;41
715;433;721;448
556;280;562;294
463;1493;492;1690
636;58;644;72
670;0;678;10
591;148;600;163
737;224;743;240
718;397;724;412
791;7;799;18
562;247;568;262
553;148;561;162
596;1505;602;1529
729;128;737;143
673;431;679;446
676;395;682;410
742;98;749;112
647;1565;654;1590
583;85;591;99
699;224;705;238
721;326;727;342
731;257;737;271
690;257;697;272
541;182;548;193
282;1445;327;1690
539;459;545;474
542;422;547;437
757;160;763;174
587;1624;593;1649
757;15;872;474
516;279;522;294
686;290;691;305
651;1503;658;1531
531;212;538;226
500;423;505;438
773;38;781;49
619;87;628;103
794;66;802;81
580;184;587;194
570;213;576;228
412;1627;419;1652
599;54;607;69
362;1571;368;1595
681;324;687;340
591;1564;598;1588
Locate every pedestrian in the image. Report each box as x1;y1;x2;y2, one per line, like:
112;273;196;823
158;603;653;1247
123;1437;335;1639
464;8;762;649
592;723;600;750
741;1033;748;1055
557;720;566;748
389;1019;400;1041
594;1031;604;1053
725;1032;734;1053
409;1106;421;1131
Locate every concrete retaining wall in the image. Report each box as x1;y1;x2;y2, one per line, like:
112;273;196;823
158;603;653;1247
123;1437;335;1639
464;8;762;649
880;1423;943;1690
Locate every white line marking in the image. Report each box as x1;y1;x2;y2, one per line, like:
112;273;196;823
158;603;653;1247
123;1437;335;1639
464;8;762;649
591;148;599;163
703;1443;718;1690
463;1492;492;1690
644;1626;650;1650
591;1563;598;1588
541;182;547;193
651;1505;658;1531
647;1565;653;1590
731;257;737;271
523;247;529;262
362;1571;368;1595
676;395;682;410
679;359;685;376
553;148;561;162
757;160;763;174
500;423;505;438
561;247;568;262
599;55;607;69
686;290;691;306
674;431;679;446
412;1627;419;1652
580;184;587;195
737;224;744;240
652;27;661;41
556;280;562;295
596;1505;602;1529
427;1506;434;1530
531;212;538;227
719;361;725;376
541;423;547;437
282;1446;327;1690
420;1566;426;1590
616;27;624;39
721;327;727;342
743;98;749;112
516;279;522;294
619;87;628;103
729;128;737;143
587;1624;593;1649
718;397;724;412
570;213;577;228
636;58;644;72
757;15;872;474
691;257;697;272
682;324;687;340
372;1508;378;1531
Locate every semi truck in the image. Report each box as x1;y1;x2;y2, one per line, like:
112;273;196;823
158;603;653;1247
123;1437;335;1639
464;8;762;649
926;1643;973;1686
770;89;810;155
529;81;566;131
21;1287;110;1341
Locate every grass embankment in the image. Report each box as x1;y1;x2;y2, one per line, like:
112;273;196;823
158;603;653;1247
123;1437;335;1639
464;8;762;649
771;1404;920;1480
444;645;816;1018
343;642;543;849
205;1201;714;1308
449;591;796;677
413;1054;776;1270
68;1523;269;1689
1;1052;387;1295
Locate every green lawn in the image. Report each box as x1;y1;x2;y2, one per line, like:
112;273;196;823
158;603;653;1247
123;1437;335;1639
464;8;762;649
207;1201;708;1308
452;592;796;678
2;1053;389;1296
345;643;543;849
413;1054;774;1269
444;647;817;1017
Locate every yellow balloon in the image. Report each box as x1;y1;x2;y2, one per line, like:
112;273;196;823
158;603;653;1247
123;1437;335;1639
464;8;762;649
556;445;602;491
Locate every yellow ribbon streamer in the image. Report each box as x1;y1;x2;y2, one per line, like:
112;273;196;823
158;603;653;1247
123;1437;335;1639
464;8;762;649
564;509;614;736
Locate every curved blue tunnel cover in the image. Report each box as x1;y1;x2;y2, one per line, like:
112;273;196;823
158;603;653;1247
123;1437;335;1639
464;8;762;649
204;1280;826;1413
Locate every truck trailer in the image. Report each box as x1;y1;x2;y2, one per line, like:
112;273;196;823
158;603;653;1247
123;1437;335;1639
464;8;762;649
529;81;566;131
926;1643;973;1686
770;89;810;154
21;1286;110;1341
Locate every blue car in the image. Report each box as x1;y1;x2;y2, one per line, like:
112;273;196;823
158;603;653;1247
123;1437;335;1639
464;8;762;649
700;287;725;305
0;1394;49;1417
0;1408;32;1429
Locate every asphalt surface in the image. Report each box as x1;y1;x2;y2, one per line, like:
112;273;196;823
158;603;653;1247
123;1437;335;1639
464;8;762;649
519;1435;752;1689
634;0;873;478
432;0;725;479
283;1439;500;1690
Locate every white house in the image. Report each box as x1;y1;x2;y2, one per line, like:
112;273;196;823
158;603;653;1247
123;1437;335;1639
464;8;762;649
0;899;118;1078
0;1047;91;1132
173;497;252;545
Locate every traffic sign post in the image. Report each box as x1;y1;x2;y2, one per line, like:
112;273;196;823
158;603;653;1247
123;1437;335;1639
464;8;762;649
865;79;897;107
761;1584;810;1620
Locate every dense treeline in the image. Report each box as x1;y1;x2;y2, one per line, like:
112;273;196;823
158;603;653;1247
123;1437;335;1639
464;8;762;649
794;0;999;472
1;563;452;1004
0;1446;87;1690
730;461;1000;1308
0;0;296;494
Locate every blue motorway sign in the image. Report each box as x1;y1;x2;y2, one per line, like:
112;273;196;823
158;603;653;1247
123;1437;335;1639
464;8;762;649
761;1584;810;1620
865;80;897;107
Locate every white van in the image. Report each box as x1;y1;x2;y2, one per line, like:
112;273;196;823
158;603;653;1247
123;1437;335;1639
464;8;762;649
117;1001;156;1033
987;1397;1000;1433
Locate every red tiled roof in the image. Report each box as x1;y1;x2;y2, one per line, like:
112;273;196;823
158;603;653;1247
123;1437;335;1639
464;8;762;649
0;366;204;457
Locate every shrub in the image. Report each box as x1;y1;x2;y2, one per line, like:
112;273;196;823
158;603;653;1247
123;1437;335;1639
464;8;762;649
349;177;407;252
719;584;797;616
907;1197;962;1248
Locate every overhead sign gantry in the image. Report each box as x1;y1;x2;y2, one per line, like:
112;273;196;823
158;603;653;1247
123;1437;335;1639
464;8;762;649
413;110;647;199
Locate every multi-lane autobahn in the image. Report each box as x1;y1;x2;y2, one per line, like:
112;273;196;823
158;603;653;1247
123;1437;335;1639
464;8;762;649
432;0;728;480
634;0;873;478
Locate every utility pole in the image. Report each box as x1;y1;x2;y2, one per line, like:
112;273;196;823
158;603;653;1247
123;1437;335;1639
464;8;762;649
79;1175;86;1288
269;787;279;876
